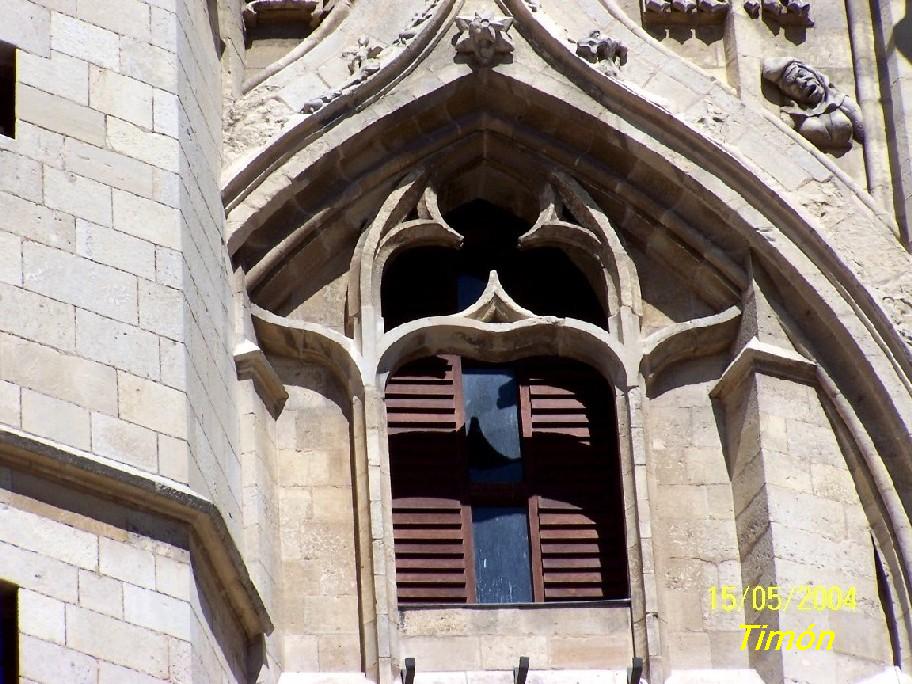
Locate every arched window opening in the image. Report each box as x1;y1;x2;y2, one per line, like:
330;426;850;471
381;200;607;330
386;354;628;605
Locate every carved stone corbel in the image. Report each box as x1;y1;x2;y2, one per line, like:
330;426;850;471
642;0;730;25
454;12;514;66
745;0;812;26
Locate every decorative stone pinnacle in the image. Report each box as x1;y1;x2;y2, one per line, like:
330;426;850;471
454;12;514;66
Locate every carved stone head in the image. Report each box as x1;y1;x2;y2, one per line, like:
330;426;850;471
762;57;864;150
765;59;827;106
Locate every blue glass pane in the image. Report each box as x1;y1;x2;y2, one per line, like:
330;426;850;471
472;506;533;603
457;273;487;309
462;367;522;483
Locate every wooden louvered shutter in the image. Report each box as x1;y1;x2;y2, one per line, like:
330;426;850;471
520;362;628;602
386;355;475;604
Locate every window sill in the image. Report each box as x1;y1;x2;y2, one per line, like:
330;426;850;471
399;598;631;611
397;602;634;670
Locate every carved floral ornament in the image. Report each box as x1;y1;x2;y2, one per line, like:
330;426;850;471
343;35;384;75
575;31;627;76
762;57;864;151
454;12;515;66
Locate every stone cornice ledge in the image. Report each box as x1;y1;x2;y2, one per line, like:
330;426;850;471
235;338;290;415
710;337;817;401
0;426;273;639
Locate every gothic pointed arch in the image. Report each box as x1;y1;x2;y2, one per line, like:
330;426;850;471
225;2;912;681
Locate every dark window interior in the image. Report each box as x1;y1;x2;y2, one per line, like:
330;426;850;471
0;42;15;139
387;355;628;605
381;200;607;330
0;581;17;684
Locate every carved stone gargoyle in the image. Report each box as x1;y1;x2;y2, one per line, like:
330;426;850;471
576;30;627;76
762;57;864;150
454;12;514;66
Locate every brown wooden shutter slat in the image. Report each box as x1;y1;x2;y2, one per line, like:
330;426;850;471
521;360;629;602
387;355;471;604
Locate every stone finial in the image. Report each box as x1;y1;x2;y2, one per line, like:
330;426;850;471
762;57;864;150
454;12;514;66
342;35;384;75
576;30;627;75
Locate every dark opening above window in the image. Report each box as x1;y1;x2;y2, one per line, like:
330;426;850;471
0;42;15;139
386;355;628;605
0;581;17;684
381;200;607;330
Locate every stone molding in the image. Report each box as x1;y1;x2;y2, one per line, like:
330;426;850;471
709;336;817;402
234;338;290;414
640;306;741;384
0;426;273;639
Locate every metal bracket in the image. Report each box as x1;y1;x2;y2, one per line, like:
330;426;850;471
513;656;529;684
402;658;415;684
627;657;643;684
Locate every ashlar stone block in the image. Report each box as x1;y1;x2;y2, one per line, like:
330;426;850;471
98;536;156;589
18;49;89;105
50;13;118;69
66;604;170;678
23;241;137;323
90;67;154;129
91;412;158;472
22;388;91;450
118;371;187;438
78;569;124;619
76;309;160;379
19;589;66;644
20;635;97;684
43;166;112;227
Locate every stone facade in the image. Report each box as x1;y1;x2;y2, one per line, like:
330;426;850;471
0;0;911;683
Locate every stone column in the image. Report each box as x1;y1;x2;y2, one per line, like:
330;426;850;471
711;265;891;683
